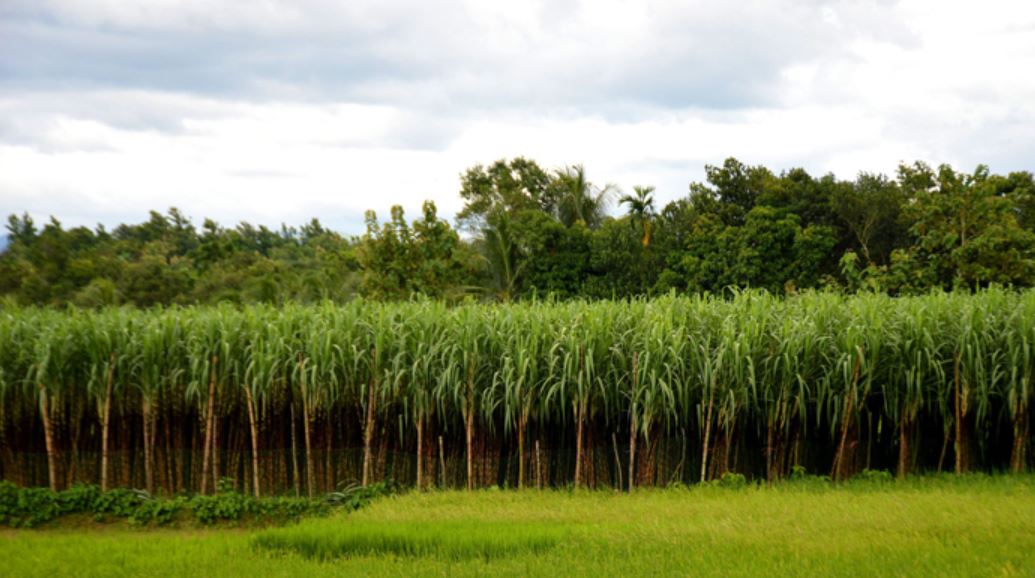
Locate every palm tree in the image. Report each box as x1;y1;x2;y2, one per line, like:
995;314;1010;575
619;185;656;248
554;165;617;228
481;210;526;302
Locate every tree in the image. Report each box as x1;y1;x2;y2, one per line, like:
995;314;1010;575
991;170;1035;232
676;207;836;294
585;218;656;298
619;186;656;248
899;164;1035;289
359;202;473;299
119;247;194;306
552;164;617;229
6;213;37;247
456;158;553;230
702;158;774;226
517;213;591;299
832;173;906;266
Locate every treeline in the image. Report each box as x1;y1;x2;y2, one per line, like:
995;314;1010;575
3;158;1034;306
0;290;1031;495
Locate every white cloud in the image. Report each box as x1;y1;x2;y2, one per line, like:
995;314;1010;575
1;0;1033;233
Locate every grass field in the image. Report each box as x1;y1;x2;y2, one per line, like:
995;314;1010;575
2;476;1035;577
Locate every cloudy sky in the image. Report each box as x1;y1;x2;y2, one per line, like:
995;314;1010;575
1;0;1034;234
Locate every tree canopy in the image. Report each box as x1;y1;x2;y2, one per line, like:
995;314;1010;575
3;157;1034;307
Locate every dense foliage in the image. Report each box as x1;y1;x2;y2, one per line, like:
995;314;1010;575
1;290;1032;494
0;479;390;528
3;158;1033;306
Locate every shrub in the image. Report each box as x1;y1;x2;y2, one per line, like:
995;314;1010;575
0;480;390;528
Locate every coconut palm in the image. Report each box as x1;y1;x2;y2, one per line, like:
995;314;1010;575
553;164;617;229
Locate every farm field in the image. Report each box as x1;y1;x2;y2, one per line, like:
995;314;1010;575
2;477;1035;578
4;290;1035;497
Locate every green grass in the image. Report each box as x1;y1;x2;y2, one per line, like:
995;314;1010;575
2;476;1035;577
253;520;568;561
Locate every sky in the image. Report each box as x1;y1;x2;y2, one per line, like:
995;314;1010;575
1;0;1034;235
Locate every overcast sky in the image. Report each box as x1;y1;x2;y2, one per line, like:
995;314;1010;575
1;0;1033;235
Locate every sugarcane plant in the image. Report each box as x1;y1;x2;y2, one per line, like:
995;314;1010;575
0;289;1032;494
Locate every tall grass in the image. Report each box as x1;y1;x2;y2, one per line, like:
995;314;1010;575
252;520;567;561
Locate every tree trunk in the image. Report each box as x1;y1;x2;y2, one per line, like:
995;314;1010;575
244;386;261;497
362;380;377;487
100;355;115;491
38;384;59;492
200;356;217;495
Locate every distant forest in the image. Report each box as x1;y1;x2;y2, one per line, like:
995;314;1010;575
2;157;1034;307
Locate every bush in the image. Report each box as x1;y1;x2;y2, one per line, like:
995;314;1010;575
787;465;831;486
0;480;391;528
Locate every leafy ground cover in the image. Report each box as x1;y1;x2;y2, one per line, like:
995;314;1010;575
2;476;1034;577
0;480;391;528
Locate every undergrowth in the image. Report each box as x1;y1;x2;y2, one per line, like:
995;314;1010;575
0;479;393;528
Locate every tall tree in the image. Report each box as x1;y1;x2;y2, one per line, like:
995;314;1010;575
456;158;553;230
